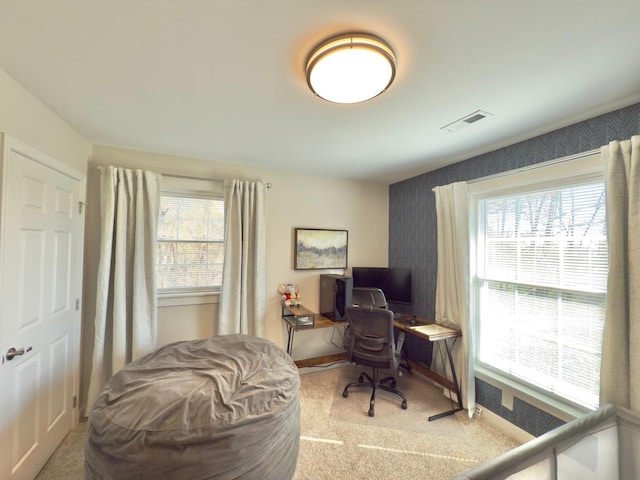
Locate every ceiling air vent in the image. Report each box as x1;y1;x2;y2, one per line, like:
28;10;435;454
441;109;493;133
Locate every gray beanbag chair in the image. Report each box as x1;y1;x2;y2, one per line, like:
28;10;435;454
86;334;300;480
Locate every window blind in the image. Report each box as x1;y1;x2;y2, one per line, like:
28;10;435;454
477;181;607;409
157;195;225;290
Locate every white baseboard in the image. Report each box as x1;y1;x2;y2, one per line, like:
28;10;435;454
477;403;534;444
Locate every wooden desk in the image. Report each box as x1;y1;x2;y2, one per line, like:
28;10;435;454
394;314;463;421
282;305;347;368
282;308;463;420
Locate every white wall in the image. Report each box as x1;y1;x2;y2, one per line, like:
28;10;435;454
0;63;389;417
0;63;389;413
0;68;91;172
81;145;389;410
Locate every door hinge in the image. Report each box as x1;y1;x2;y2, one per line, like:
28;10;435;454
73;395;77;408
78;201;87;214
76;299;80;311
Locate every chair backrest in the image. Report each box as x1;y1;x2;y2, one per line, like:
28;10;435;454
346;306;398;370
352;287;388;309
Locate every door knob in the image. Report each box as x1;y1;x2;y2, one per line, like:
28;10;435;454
5;346;31;361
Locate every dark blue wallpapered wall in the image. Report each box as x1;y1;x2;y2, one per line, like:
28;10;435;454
388;103;640;436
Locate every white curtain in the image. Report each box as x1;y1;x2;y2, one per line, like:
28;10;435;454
600;135;640;411
217;180;266;336
86;166;162;409
433;181;475;417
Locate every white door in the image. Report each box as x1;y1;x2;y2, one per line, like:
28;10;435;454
0;136;85;480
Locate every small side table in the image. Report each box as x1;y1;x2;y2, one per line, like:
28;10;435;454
282;304;316;328
281;304;347;366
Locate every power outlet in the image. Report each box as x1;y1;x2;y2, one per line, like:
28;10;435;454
501;390;514;411
474;406;482;417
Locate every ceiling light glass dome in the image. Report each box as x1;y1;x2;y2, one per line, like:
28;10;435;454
306;33;397;104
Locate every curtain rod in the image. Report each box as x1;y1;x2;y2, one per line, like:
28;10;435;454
466;148;600;185
96;165;272;188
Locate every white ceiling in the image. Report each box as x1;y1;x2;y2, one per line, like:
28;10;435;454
1;0;639;185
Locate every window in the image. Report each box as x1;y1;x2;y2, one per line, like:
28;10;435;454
156;177;224;293
471;153;607;410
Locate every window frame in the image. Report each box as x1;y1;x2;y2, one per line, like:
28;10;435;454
468;150;605;418
156;176;225;299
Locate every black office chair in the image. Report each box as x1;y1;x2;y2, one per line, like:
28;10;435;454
342;306;408;417
352;287;388;309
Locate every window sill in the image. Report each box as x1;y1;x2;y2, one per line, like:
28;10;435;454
158;291;220;307
474;365;590;423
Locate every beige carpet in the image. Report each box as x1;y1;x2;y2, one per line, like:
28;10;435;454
36;364;521;479
295;364;520;479
329;365;465;438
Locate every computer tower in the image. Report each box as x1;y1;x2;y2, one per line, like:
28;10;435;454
319;274;352;321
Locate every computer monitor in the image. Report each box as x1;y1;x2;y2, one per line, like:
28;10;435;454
351;267;412;305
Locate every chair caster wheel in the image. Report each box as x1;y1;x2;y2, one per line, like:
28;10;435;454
342;389;349;398
368;408;375;417
401;400;408;409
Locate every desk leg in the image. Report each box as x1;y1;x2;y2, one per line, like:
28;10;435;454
428;337;464;421
286;325;295;356
396;331;412;374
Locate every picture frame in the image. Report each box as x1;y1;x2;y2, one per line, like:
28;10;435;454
294;228;348;270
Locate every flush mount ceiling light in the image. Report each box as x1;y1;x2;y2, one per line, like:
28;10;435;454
305;33;396;104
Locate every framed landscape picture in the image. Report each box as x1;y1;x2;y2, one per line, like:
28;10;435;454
294;228;348;270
